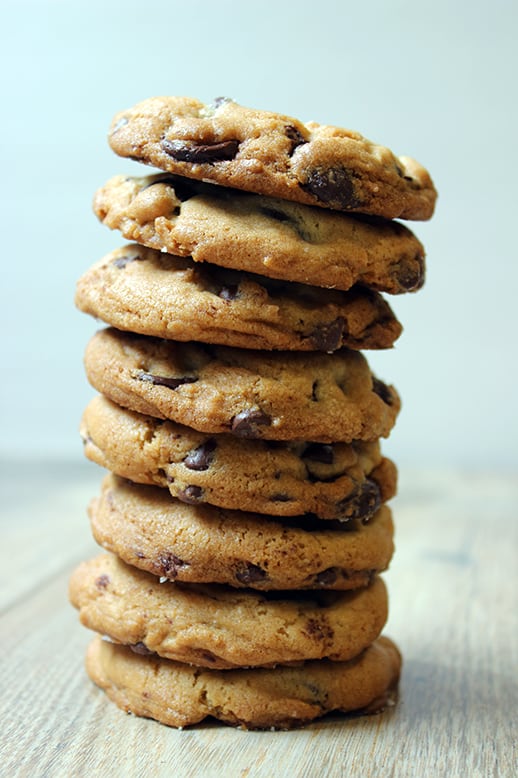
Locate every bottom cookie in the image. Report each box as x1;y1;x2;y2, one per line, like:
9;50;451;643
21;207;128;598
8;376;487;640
85;634;401;730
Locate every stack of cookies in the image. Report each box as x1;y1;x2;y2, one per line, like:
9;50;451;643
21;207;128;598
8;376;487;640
70;96;436;729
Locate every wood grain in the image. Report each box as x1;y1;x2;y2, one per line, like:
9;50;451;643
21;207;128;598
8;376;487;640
0;462;516;778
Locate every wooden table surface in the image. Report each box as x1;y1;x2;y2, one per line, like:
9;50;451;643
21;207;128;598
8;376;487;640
1;461;516;778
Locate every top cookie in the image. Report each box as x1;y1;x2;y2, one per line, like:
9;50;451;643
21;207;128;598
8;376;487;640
108;96;437;220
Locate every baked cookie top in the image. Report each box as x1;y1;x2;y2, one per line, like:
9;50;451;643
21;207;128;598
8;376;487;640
108;96;437;220
86;634;401;729
93;174;426;294
69;553;388;669
76;244;402;351
83;328;401;443
89;474;395;591
81;396;397;521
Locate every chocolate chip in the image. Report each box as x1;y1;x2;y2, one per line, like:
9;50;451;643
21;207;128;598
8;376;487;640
95;574;110;589
130;642;155;656
302;443;334;464
304;617;334;640
396;254;425;291
269;493;293;503
311;381;319;402
235;563;268;585
310;317;346;352
112;252;144;269
338;479;381;522
315;568;338;586
161;138;240;163
213;96;232;108
198;650;219;664
372;377;394;406
138;373;198;390
141;174;198;202
301;166;360;209
285;124;307;155
157;553;188;578
184;439;217;471
231;409;272;437
177;485;204;504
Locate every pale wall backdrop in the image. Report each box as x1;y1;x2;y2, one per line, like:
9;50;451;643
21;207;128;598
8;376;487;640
1;0;517;470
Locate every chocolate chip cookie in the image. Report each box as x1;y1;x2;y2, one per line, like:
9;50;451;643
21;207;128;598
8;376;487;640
69;553;388;668
85;634;401;729
89;474;395;591
76;244;402;351
81;396;397;521
93;174;425;294
83;328;401;443
108;96;436;220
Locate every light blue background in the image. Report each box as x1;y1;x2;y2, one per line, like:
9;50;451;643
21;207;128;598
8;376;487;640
1;0;517;469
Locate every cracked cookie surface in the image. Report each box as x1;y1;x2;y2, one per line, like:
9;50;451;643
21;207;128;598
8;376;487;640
88;474;395;591
107;95;436;220
83;328;400;443
93;174;426;294
81;396;397;521
69;553;388;669
85;634;401;729
76;244;402;351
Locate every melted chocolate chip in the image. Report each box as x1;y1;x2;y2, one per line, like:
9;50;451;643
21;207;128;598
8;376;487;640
161;138;240;163
138;373;198;390
396;254;425;291
177;485;204;504
213;96;232;108
302;443;334;464
310;317;346;352
301;166;360;209
95;574;110;589
142;174;199;202
338;479;381;522
235;563;268;585
269;493;293;503
311;381;319;402
197;650;219;664
130;642;155;656
112;252;144;269
231;409;272;437
285;124;307;155
158;553;188;578
372;377;394;405
304;617;334;640
315;568;338;586
184;439;217;471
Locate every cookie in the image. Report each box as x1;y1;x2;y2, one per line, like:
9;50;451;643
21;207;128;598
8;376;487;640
69;553;388;669
89;474;395;591
81;396;397;521
85;634;401;729
76;244;403;352
107;95;436;220
93;174;425;294
83;328;401;443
